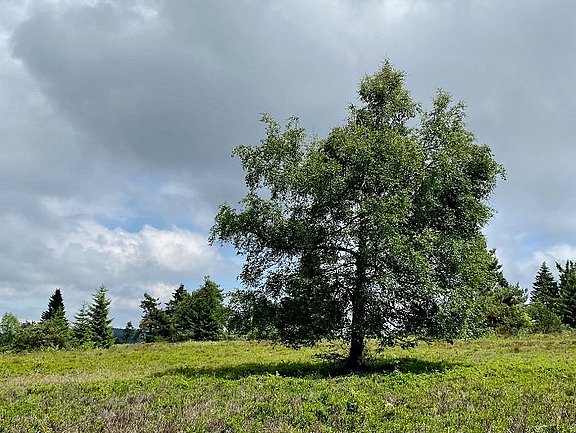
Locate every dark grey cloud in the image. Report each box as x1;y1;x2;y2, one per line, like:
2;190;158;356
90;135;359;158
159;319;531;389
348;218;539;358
10;1;360;204
2;0;576;324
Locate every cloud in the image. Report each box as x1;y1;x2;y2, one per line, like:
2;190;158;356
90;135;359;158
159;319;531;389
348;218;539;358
1;0;576;324
47;220;222;278
515;243;576;290
1;211;238;323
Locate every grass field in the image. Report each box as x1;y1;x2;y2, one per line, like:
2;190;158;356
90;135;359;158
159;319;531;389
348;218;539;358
1;334;576;432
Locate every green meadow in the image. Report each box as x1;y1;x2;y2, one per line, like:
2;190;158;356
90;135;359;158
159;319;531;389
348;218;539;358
1;334;576;432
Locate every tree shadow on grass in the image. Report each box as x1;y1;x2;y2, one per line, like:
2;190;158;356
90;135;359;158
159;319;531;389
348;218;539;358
153;357;463;380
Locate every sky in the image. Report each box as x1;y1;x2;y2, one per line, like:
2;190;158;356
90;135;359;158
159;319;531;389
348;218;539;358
1;0;575;326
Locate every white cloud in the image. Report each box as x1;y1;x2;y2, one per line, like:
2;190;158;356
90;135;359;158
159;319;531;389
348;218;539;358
145;282;176;303
0;211;238;324
515;243;576;288
45;218;228;281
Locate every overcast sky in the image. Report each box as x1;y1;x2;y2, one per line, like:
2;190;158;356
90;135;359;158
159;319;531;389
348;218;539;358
1;0;575;326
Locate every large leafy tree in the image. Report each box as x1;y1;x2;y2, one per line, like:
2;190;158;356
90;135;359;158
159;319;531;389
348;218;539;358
211;61;504;369
41;288;67;322
88;285;115;348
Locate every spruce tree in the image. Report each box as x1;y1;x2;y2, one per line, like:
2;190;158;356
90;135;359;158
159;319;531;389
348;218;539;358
139;293;171;342
530;262;559;312
73;302;93;345
41;288;67;322
88;285;115;348
166;284;188;313
557;261;576;328
165;284;198;341
481;250;530;334
188;277;226;341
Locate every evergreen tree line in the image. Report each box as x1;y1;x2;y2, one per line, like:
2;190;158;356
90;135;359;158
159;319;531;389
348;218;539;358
0;286;114;351
0;277;228;352
138;277;226;342
529;261;576;332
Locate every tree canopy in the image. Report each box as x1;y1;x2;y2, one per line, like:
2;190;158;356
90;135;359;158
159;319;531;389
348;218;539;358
557;260;576;327
531;262;560;311
139;278;226;343
73;302;93;345
211;60;504;369
88;285;115;348
41;288;66;322
139;293;172;342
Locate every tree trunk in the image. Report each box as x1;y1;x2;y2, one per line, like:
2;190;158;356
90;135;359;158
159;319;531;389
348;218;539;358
347;330;365;371
347;231;367;371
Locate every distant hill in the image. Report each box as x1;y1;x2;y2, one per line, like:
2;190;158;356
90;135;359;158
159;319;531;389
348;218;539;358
112;327;139;344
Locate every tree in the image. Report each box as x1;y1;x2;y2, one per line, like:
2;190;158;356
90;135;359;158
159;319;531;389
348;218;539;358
211;61;504;369
528;301;564;333
122;321;136;343
557;261;576;327
227;289;278;340
13;316;73;351
0;313;20;350
481;250;531;334
73;302;93;345
187;277;227;341
165;284;194;341
41;288;67;322
484;283;531;334
88;285;115;348
139;293;171;342
528;262;562;332
166;284;188;314
530;262;560;311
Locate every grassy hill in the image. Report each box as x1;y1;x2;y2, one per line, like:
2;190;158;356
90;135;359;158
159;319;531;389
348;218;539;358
1;334;575;432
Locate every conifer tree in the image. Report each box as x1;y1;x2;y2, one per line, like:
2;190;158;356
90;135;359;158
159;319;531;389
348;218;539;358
168;283;219;342
41;288;67;322
73;302;93;345
139;293;171;342
530;262;559;312
166;284;188;313
88;285;115;348
482;250;530;334
165;284;192;341
557;261;576;328
188;277;226;341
